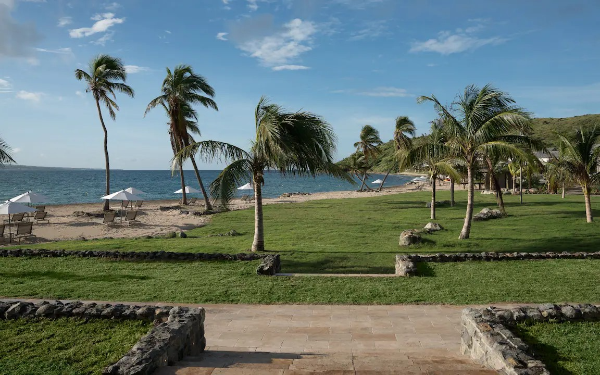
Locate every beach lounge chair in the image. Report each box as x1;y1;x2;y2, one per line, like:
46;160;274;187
4;212;25;224
122;200;131;209
125;210;140;225
15;222;34;244
35;205;45;212
135;200;143;209
103;212;117;225
34;211;49;224
0;224;5;243
188;197;197;205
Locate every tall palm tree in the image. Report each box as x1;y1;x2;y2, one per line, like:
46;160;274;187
418;84;532;239
377;116;416;191
354;125;382;191
0;136;15;165
404;122;460;220
145;65;218;207
178;97;352;252
340;153;370;184
555;127;600;222
75;55;134;211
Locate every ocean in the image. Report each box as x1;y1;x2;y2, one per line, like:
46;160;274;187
0;169;414;205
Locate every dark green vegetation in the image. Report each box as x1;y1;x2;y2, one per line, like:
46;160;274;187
1;192;598;304
515;321;600;375
340;114;600;173
0;318;150;375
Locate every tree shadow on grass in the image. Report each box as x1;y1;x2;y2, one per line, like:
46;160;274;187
512;325;575;375
282;254;394;274
415;262;436;277
0;271;150;282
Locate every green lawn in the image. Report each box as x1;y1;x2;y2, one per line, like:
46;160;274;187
16;191;600;274
0;317;151;375
0;257;598;304
515;321;600;375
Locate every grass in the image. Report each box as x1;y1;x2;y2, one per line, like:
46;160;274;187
17;191;600;274
515;321;600;375
0;317;151;375
0;257;598;305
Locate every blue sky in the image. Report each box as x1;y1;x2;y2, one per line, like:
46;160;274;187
1;0;599;170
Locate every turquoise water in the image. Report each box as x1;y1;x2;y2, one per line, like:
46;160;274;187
0;169;413;205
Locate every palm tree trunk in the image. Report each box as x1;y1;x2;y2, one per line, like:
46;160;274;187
359;172;367;191
95;97;110;212
459;164;474;240
562;182;566;199
519;166;523;204
512;175;516;193
450;178;455;207
377;169;391;192
583;185;593;223
178;161;187;205
189;155;213;211
431;173;436;220
252;172;264;252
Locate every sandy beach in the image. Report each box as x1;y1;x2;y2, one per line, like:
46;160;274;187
1;181;455;245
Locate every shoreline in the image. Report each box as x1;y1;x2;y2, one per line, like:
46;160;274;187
1;181;455;246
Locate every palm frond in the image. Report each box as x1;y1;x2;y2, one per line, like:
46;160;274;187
210;158;252;205
0;136;16;164
175;140;250;165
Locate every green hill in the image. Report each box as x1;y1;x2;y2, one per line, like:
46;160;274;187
338;114;600;173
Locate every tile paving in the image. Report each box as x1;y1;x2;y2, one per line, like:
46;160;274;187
156;304;498;374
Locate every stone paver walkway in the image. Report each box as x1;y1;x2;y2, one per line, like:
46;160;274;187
156;304;498;374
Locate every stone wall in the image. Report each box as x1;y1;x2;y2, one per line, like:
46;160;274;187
461;304;600;375
0;299;206;375
395;251;600;276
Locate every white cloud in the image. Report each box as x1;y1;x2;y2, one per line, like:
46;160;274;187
0;78;12;92
216;32;228;41
334;87;412;97
237;18;316;68
12;147;20;153
75;90;85;97
16;90;44;102
247;0;258;11
222;0;229;3
165;30;171;34
272;65;309;71
57;16;71;27
105;2;120;11
410;22;506;55
333;0;385;9
35;47;72;55
69;13;124;38
349;20;387;41
124;65;150;73
93;31;114;45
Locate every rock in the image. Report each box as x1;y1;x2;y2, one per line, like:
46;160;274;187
424;222;443;232
178;231;187;238
5;302;35;319
136;306;156;321
399;230;422;246
35;303;56;317
228;230;240;236
256;255;281;275
473;207;504;221
165;232;177;239
395;255;416;276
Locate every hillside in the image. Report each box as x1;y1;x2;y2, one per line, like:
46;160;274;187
338;114;600;173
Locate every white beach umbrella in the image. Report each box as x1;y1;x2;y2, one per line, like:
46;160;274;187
101;190;143;202
0;201;37;215
9;191;50;204
174;186;200;194
371;179;383;184
237;183;253;190
125;187;146;195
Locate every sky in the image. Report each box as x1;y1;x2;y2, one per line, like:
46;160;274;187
0;0;599;170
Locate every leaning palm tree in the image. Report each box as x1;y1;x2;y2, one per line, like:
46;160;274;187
377;116;416;191
177;97;352;252
145;65;218;207
354;125;382;191
418;84;532;239
555;127;600;222
404;122;460;220
75;55;134;211
0;136;15;165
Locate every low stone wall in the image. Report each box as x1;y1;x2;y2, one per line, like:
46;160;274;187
395;251;600;276
0;299;205;375
461;304;600;375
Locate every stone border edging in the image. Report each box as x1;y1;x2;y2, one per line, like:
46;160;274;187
461;304;600;375
0;249;281;276
395;251;600;276
0;299;205;375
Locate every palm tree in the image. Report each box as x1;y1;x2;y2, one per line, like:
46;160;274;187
145;65;218;208
75;55;134;211
340;153;370;184
555;127;600;222
418;84;532;239
178;97;352;252
354;125;382;191
507;161;520;193
0;137;15;165
377;116;416;191
404;122;460;220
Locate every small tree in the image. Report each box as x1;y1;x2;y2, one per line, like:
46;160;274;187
354;125;382;191
377;116;416;191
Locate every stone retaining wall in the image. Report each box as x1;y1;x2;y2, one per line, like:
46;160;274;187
461;304;600;375
0;299;205;375
0;249;280;276
395;251;600;276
